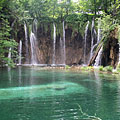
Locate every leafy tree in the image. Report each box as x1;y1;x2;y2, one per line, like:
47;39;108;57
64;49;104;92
0;0;18;67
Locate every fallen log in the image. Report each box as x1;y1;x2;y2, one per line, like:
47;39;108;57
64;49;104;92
88;42;103;66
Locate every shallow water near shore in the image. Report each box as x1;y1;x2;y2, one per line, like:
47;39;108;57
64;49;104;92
0;66;120;120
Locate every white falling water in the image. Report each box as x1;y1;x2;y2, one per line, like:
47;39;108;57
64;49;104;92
30;19;38;65
94;46;103;66
94;19;103;66
84;21;89;64
24;23;29;63
18;40;22;65
30;31;37;65
52;23;56;65
60;37;63;63
33;19;38;35
63;21;66;65
8;48;12;59
90;19;95;60
97;18;102;43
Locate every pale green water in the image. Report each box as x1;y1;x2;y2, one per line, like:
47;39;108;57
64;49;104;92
0;67;120;120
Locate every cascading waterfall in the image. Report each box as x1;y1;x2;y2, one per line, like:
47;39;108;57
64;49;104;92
60;37;63;64
52;23;56;65
30;32;37;65
94;18;103;66
90;19;95;60
97;18;102;43
18;40;22;65
63;21;66;65
33;19;38;35
94;46;103;66
30;19;38;65
24;23;29;63
84;21;89;64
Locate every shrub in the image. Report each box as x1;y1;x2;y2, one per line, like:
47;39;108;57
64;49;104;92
81;66;94;71
99;66;104;71
104;66;113;72
65;65;71;69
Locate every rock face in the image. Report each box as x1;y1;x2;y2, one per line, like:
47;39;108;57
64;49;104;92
23;23;92;65
101;28;119;67
87;28;119;67
19;22;119;67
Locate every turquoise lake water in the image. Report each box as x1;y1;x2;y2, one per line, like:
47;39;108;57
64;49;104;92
0;66;120;120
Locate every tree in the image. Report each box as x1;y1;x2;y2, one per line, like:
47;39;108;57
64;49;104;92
0;0;17;67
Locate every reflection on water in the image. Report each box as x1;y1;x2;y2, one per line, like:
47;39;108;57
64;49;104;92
0;67;120;120
8;67;12;84
18;66;22;86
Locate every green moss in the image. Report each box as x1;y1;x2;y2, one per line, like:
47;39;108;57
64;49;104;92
104;66;113;72
81;66;94;71
65;65;71;69
99;66;104;71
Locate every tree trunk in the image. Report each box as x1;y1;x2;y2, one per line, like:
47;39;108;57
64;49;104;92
88;43;103;66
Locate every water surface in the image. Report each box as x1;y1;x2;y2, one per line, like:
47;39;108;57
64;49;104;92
0;67;120;120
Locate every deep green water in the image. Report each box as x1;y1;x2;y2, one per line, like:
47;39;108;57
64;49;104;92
0;67;120;120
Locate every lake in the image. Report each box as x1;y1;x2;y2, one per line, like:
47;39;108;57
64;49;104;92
0;66;120;120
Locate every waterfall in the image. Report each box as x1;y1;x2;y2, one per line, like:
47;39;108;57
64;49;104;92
52;23;56;65
8;48;11;59
24;23;29;63
18;40;22;65
63;21;66;65
94;46;103;66
60;37;63;63
30;19;38;65
94;19;103;66
97;18;102;43
33;19;38;35
84;21;89;64
30;32;37;65
90;19;95;60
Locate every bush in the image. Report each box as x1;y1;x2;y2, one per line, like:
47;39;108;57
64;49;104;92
81;66;94;71
99;66;104;71
104;66;113;72
65;65;71;69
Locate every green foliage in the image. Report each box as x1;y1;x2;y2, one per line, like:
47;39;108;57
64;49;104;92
99;14;119;45
116;62;120;72
104;66;113;72
0;7;18;67
99;66;113;72
65;65;71;69
81;66;94;71
99;66;104;71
